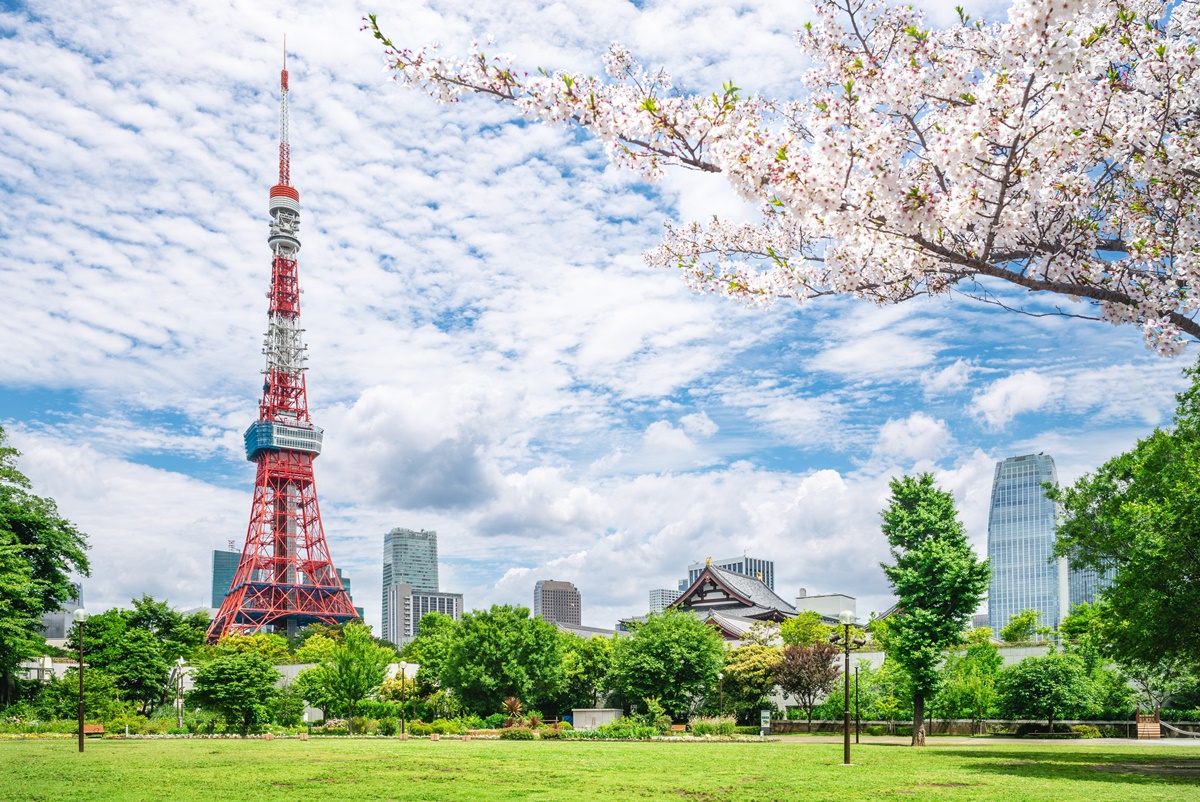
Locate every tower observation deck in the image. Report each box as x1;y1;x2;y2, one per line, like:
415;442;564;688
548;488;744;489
207;54;357;642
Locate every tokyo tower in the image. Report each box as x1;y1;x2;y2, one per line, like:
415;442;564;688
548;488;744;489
207;55;357;643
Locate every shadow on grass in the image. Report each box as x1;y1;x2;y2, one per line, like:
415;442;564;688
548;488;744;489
934;749;1200;788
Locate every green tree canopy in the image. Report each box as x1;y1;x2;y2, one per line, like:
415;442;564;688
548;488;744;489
721;643;782;723
930;628;1003;732
880;473;990;746
0;426;89;703
780;612;833;647
188;652;280;735
1000;609;1051;644
608;609;724;721
36;667;127;723
398;610;458;691
996;651;1099;730
557;631;613;711
1050;358;1200;667
438;605;564;716
315;622;393;732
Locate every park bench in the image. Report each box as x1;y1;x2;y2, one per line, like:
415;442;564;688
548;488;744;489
671;725;687;734
82;725;105;736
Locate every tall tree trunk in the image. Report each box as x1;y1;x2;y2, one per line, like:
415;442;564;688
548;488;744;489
807;709;812;733
911;692;926;746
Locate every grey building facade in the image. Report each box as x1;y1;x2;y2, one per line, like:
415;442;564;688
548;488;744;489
38;582;83;641
384;583;462;646
211;548;241;608
687;556;775;591
649;588;681;614
534;580;582;626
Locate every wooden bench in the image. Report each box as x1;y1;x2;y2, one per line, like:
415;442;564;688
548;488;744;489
82;725;105;736
671;724;687;734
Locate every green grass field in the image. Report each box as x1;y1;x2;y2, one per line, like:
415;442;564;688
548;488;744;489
2;737;1198;801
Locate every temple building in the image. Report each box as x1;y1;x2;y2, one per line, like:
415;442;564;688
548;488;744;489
669;560;799;640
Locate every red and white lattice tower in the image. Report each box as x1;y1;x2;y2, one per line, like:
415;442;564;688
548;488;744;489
208;55;357;643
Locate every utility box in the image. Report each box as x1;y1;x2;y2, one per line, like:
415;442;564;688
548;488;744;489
572;709;623;731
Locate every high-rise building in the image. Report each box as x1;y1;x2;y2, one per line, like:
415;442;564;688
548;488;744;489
987;453;1110;636
534;580;581;626
38;582;83;641
382;528;439;635
211;547;240;608
687;556;775;591
384;583;463;646
649;588;681;614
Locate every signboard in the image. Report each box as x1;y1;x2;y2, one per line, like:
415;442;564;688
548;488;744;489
760;709;770;736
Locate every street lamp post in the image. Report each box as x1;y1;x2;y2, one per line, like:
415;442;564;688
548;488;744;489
398;661;408;738
72;608;88;753
829;610;867;766
176;656;186;730
717;671;724;717
855;666;860;744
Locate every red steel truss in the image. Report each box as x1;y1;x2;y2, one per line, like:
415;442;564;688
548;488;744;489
207;58;356;643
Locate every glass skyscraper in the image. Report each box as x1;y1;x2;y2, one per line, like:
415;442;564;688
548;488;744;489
382;528;440;640
987;453;1109;635
987;454;1065;634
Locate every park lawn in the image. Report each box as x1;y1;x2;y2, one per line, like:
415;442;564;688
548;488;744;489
1;737;1198;801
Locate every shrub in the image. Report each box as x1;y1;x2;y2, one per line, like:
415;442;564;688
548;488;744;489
733;726;761;736
539;726;568;739
595;719;658;739
499;727;535;740
689;716;736;736
482;713;505;729
556;721;572;731
378;718;397;737
105;713;150;735
350;717;379;735
409;721;433;736
430;718;458;735
865;725;886;736
1071;724;1102;739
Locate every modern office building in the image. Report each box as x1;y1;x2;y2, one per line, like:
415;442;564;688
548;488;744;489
534;580;582;626
382;528;439;635
38;582;83;641
794;588;856;620
649;588;682;614
384;583;463;646
987;453;1111;635
687;555;775;591
211;547;241;608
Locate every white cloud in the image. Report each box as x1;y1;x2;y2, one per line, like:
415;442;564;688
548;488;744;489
972;371;1064;428
873;413;953;462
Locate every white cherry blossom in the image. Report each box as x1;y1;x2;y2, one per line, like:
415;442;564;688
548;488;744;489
366;0;1200;355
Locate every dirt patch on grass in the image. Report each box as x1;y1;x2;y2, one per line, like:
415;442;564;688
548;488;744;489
1092;760;1200;778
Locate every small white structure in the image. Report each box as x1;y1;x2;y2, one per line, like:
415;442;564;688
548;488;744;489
794;589;856;620
572;708;622;731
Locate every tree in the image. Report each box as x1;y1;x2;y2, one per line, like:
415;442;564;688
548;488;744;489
439;605;564;716
103;627;169;714
1000;609;1051;644
188;652;280;735
0;426;89;704
126;595;208;662
315;622;393;732
557;632;613;711
210;633;292;664
36;668;127;723
721;643;782;723
930;629;1002;734
780;612;833;647
293;666;339;719
293;633;339;665
997;652;1099;731
369;0;1200;354
880;473;990;746
1050;357;1200;666
608;609;724;721
775;642;840;732
397;610;457;689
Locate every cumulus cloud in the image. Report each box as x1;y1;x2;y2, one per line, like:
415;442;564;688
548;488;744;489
872;412;953;463
972;371;1064;428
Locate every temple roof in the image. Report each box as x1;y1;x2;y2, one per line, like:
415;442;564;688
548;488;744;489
670;564;798;634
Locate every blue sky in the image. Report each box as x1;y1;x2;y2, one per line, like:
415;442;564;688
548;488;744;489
0;0;1190;632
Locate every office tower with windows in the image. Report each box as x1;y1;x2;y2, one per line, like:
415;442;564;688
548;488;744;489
649;588;681;614
988;454;1064;634
382;528;439;636
385;583;463;645
534;580;582;626
211;548;241;608
686;556;775;590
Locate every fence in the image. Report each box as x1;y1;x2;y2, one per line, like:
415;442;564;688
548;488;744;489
769;719;1200;737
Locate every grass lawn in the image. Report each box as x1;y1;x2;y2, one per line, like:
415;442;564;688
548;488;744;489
2;737;1199;801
